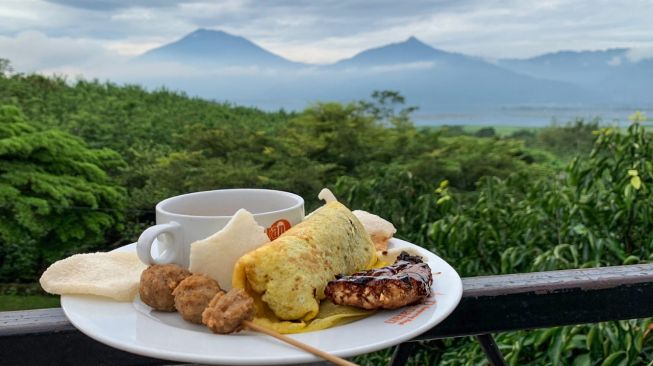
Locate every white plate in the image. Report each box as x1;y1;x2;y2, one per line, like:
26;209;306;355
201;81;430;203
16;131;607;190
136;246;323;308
61;238;462;365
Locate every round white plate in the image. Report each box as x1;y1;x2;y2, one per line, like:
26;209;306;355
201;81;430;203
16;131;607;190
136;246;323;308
61;238;463;365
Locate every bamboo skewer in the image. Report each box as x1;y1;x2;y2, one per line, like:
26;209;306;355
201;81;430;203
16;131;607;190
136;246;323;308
243;320;358;366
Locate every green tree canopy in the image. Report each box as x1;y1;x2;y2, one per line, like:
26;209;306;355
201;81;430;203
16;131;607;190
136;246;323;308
0;105;126;281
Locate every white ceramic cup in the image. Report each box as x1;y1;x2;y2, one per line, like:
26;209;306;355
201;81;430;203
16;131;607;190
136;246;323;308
136;189;304;268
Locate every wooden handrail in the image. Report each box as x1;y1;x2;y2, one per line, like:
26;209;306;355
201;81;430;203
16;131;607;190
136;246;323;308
419;263;653;340
2;263;653;365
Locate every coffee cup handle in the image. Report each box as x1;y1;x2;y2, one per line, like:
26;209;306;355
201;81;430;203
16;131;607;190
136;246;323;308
137;222;186;266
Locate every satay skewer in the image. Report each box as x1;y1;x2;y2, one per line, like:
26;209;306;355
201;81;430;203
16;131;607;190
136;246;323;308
202;289;358;366
243;320;358;366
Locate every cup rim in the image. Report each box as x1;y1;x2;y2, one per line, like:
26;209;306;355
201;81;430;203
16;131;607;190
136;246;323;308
155;189;304;219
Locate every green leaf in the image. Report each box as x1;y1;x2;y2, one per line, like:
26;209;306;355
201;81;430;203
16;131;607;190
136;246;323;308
623;255;640;265
631;176;642;190
535;327;557;348
436;196;451;205
600;351;625;366
629;111;646;123
573;353;590;366
586;326;595;349
573;224;588;235
624;184;633;199
549;330;564;366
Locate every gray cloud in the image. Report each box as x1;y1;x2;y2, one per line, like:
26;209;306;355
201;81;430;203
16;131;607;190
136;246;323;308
43;0;190;11
0;31;115;71
2;0;653;68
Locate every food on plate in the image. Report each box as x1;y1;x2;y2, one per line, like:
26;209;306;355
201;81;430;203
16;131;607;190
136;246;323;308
317;188;338;203
352;210;397;252
377;247;421;264
316;188;396;251
139;264;191;311
172;274;222;324
39;252;147;301
43;187;436;339
189;209;269;290
233;201;377;321
202;288;256;334
200;289;358;366
325;251;432;310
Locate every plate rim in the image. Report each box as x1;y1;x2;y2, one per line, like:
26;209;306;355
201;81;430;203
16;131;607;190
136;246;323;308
61;238;463;365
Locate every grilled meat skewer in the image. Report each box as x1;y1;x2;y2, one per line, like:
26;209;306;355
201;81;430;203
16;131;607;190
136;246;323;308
325;251;433;309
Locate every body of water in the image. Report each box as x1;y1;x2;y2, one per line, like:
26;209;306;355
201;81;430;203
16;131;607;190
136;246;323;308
412;104;653;127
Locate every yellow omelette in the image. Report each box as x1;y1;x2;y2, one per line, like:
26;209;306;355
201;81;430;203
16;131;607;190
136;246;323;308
232;201;377;332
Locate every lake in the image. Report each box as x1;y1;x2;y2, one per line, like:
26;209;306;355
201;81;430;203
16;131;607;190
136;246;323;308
412;104;653;127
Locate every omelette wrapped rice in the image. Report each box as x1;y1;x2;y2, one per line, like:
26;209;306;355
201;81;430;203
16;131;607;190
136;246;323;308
232;201;376;321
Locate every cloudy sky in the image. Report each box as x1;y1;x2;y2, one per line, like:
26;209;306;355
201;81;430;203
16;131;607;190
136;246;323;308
1;0;653;74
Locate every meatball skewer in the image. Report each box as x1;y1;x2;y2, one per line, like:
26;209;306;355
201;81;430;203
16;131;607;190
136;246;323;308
202;289;358;366
139;264;191;311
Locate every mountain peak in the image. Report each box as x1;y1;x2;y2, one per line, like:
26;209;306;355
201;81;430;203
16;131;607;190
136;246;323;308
190;28;211;34
404;36;425;45
333;36;463;67
138;28;301;67
183;28;241;41
389;36;434;51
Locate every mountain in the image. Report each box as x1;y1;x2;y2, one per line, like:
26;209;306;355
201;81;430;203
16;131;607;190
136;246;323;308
131;31;626;111
497;49;653;102
322;36;597;105
332;36;466;67
137;28;303;68
497;49;629;86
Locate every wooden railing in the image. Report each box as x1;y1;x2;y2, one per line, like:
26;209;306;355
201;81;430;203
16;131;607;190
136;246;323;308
2;264;653;366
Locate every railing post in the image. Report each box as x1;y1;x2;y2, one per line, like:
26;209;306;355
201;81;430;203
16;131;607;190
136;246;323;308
475;334;507;366
388;342;415;366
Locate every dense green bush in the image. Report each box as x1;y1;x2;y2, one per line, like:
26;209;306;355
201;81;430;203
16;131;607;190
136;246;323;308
0;105;126;281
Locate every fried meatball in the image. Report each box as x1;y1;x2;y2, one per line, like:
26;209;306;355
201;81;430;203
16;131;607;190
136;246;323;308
202;289;255;334
172;274;221;324
139;264;191;311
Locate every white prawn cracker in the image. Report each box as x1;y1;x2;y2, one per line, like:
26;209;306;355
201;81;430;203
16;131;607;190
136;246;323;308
39;252;147;301
318;188;338;203
317;187;397;251
353;210;397;251
189;209;269;290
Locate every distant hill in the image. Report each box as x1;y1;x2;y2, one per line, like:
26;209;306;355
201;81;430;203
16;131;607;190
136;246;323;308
138;28;303;68
332;36;466;67
130;29;651;109
497;48;629;85
321;37;595;106
497;49;653;102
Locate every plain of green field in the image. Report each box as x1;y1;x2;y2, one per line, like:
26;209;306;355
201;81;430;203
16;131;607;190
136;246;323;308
0;295;60;311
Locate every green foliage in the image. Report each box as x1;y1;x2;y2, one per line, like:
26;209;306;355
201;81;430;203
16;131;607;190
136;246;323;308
513;119;599;159
0;59;11;76
0;294;60;311
357;90;418;128
474;126;497;137
3;68;652;364
338;114;653;364
0;105;126;281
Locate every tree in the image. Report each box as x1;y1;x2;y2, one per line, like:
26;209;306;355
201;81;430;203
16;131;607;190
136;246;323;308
0;58;12;76
0;105;126;281
285;102;384;175
358;90;417;128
